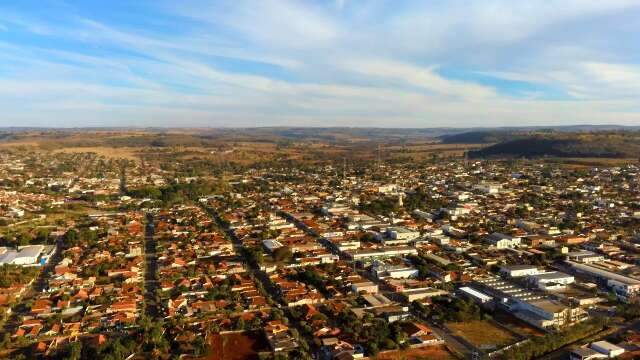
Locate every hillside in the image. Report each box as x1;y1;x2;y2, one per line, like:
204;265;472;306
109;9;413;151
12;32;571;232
438;131;513;144
470;133;640;159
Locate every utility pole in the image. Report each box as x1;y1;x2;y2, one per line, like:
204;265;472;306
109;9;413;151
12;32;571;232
377;143;382;169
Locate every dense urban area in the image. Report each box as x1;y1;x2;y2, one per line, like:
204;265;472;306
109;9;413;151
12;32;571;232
1;130;640;360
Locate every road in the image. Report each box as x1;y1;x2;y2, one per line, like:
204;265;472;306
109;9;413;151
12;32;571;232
205;206;283;302
143;213;161;319
205;205;318;354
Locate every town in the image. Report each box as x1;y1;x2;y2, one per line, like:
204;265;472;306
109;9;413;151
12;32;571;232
0;139;639;360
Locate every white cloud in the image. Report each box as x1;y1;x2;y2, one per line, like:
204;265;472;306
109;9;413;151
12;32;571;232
339;59;497;100
0;1;639;127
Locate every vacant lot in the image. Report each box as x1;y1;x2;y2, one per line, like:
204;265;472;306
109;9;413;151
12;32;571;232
492;311;545;337
447;320;517;349
543;157;638;168
207;331;270;360
376;345;455;360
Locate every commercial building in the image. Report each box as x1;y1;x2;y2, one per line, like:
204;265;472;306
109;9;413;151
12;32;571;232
567;251;605;264
566;261;640;300
500;265;541;278
527;271;575;291
343;246;418;261
458;286;493;304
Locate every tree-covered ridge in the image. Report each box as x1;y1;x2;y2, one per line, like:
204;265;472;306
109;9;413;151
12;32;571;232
471;132;640;158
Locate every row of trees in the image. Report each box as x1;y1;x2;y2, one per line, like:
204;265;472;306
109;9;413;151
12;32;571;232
126;179;227;205
500;318;609;360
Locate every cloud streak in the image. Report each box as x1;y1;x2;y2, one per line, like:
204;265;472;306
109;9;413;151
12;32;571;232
0;0;639;127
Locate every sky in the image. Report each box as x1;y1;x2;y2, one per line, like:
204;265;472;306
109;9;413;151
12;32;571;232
1;0;640;128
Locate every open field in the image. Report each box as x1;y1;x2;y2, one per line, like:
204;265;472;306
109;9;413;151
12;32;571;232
492;311;545;337
0;130;483;166
447;320;518;349
52;146;142;160
206;331;270;360
376;345;456;360
542;157;638;168
3;129;636;167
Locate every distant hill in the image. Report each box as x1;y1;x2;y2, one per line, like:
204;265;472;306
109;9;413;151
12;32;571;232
470;133;640;159
438;131;513;144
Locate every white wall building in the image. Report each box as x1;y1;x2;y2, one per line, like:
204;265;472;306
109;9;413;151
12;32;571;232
487;233;521;249
500;265;541;278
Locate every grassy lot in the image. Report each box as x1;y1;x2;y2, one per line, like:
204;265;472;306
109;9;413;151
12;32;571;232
447;320;517;349
376;346;456;360
207;331;270;360
492;311;545;337
543;157;638;168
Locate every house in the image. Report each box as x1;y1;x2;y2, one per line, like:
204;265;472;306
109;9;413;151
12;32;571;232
264;320;299;353
401;322;444;347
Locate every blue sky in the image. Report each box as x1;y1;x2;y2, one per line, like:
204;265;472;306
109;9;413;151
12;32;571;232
1;0;639;127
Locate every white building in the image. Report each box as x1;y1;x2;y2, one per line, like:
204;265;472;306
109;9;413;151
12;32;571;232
13;245;44;265
0;245;47;266
458;286;493;304
474;182;502;194
384;227;420;245
527;271;575;291
386;227;420;241
351;281;378;294
567;250;605;264
500;265;541;278
512;298;588;330
590;341;625;358
487;233;521;249
263;239;284;252
344;246;418;261
372;261;419;279
566;261;640;300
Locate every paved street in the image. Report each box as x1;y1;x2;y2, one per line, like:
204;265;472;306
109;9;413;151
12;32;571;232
143;214;160;320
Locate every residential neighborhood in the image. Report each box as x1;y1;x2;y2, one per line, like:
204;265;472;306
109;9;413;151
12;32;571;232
1;146;640;360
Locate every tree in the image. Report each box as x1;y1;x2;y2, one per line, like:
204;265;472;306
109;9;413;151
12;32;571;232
65;341;82;360
273;246;293;262
63;229;79;248
366;342;379;356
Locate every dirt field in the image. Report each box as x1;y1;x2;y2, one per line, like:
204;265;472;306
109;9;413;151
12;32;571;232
492;311;545;337
206;331;270;360
543;157;638;168
376;345;456;360
52;146;142;160
447;320;517;349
